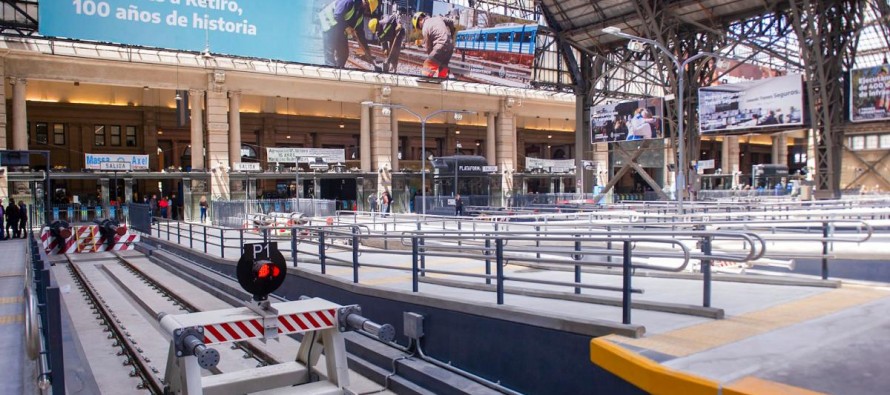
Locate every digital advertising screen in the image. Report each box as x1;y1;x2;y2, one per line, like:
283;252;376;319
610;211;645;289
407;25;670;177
850;65;890;123
590;98;665;143
698;74;805;133
39;0;538;88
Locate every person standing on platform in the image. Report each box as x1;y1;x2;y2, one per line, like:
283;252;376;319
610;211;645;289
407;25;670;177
18;201;27;238
149;194;158;218
6;199;19;239
319;0;379;68
199;195;208;223
159;196;169;219
412;12;456;78
455;194;464;216
368;14;405;73
0;199;5;240
380;191;391;215
368;193;377;213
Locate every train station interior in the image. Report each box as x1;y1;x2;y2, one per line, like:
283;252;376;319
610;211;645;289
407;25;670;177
3;0;890;394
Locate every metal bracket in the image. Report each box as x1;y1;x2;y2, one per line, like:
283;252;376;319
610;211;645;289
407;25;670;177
244;299;280;341
337;305;361;333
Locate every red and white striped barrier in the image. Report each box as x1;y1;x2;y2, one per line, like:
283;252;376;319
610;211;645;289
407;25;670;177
40;225;140;254
201;308;337;345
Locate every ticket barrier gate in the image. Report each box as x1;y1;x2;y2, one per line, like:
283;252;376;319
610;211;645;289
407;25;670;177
159;242;393;394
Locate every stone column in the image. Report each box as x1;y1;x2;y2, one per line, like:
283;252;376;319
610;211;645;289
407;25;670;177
486;112;496;166
391;114;399;172
772;134;788;166
189;89;205;170
11;78;27;150
721;136;741;175
360;103;371;172
228;91;242;166
0;64;7;150
496;99;517;205
206;89;230;200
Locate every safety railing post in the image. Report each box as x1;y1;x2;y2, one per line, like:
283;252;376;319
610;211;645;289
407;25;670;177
420;234;426;277
607;225;613;264
622;240;632;325
319;231;326;274
496;238;504;305
203;226;208;254
384;223;388;250
702;235;712;308
411;236;419;292
47;286;65;395
220;228;225;259
484;236;492;285
574;234;582;295
822;222;830;280
457;221;462;247
290;228;297;266
166;220;171;241
352;227;359;283
177;222;182;245
189;223;194;250
535;226;541;259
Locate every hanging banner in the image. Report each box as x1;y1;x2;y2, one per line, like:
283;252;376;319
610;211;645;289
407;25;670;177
590;98;665;143
85;153;149;170
39;0;538;88
266;148;345;164
850;65;890;122
699;74;805;133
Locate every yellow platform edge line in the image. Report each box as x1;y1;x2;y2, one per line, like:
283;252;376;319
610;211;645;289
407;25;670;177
723;376;827;395
589;337;720;395
0;296;24;304
0;315;24;325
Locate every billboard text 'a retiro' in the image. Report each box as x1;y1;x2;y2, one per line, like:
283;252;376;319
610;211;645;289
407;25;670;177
699;74;805;133
39;0;536;88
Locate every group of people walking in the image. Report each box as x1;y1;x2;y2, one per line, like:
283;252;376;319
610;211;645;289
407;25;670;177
367;191;393;214
0;198;28;240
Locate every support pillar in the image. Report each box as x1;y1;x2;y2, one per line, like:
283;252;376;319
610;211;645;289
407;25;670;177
371;101;393;195
772;134;788;166
189;89;205;171
11;78;27;151
229;91;242;167
99;178;110;216
360;103;371;172
486;112;496;166
124;178;134;204
722;135;741;176
496;100;517;206
391;112;399;172
206;87;230;200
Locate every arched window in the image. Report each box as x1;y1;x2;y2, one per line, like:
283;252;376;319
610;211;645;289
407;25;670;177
241;144;258;160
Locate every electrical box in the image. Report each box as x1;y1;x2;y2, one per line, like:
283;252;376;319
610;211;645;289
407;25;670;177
403;312;424;340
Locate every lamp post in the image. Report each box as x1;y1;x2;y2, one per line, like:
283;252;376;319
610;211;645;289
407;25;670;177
603;26;741;214
361;101;474;215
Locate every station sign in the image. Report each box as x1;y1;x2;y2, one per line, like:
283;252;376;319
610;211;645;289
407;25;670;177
85;154;149;171
233;162;261;172
99;161;132;171
482;166;498;173
697;159;715;170
526;158;575;173
266;148;345;164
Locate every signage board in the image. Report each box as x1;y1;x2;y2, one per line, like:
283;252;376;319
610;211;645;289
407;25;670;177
697;159;715;170
85;154;149;170
526;158;575;173
590;97;665;143
40;0;538;88
850;65;890;122
234;162;261;172
699;74;805;133
99;161;132;171
482;165;498;173
266;148;346;164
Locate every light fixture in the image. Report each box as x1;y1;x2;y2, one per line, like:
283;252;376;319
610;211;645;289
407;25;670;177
454;113;463;121
339;123;345;128
602;26;621;34
547;134;552;139
339;102;345;128
158;130;164;135
286;135;291;139
455;130;461;135
382;107;392;116
175;92;182;101
143;86;149;91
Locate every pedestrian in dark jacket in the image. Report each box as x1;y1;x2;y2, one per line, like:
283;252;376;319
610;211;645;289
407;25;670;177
18;201;27;238
0;199;5;240
6;200;19;239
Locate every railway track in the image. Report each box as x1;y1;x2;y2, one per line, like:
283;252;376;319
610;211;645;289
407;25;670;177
64;253;277;394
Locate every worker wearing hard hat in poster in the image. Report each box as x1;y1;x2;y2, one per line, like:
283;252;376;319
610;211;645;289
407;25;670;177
368;14;405;73
319;0;379;68
412;12;456;78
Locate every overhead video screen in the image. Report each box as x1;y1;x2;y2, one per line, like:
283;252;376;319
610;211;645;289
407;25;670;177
850;65;890;123
698;74;805;133
39;0;539;88
590;98;665;143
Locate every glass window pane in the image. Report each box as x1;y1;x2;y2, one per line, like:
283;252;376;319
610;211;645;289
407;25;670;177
866;135;879;149
880;134;890;148
851;136;865;150
125;126;137;147
53;124;65;145
94;125;105;146
36;122;48;145
110;125;121;146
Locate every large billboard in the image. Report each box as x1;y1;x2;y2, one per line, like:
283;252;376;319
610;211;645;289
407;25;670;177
39;0;536;88
850;65;890;122
590;98;665;143
699;74;805;133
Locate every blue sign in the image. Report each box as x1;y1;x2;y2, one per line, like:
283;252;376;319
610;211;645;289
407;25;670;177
85;153;150;170
40;0;323;64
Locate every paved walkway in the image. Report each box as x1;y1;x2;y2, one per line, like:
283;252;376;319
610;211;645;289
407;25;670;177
0;239;28;395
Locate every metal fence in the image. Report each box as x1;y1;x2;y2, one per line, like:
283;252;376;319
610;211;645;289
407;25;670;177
210;199;338;228
49;204;128;223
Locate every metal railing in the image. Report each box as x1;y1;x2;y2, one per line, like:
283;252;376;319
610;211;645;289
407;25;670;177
49;203;128;223
26;230;65;393
210;199;337;228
